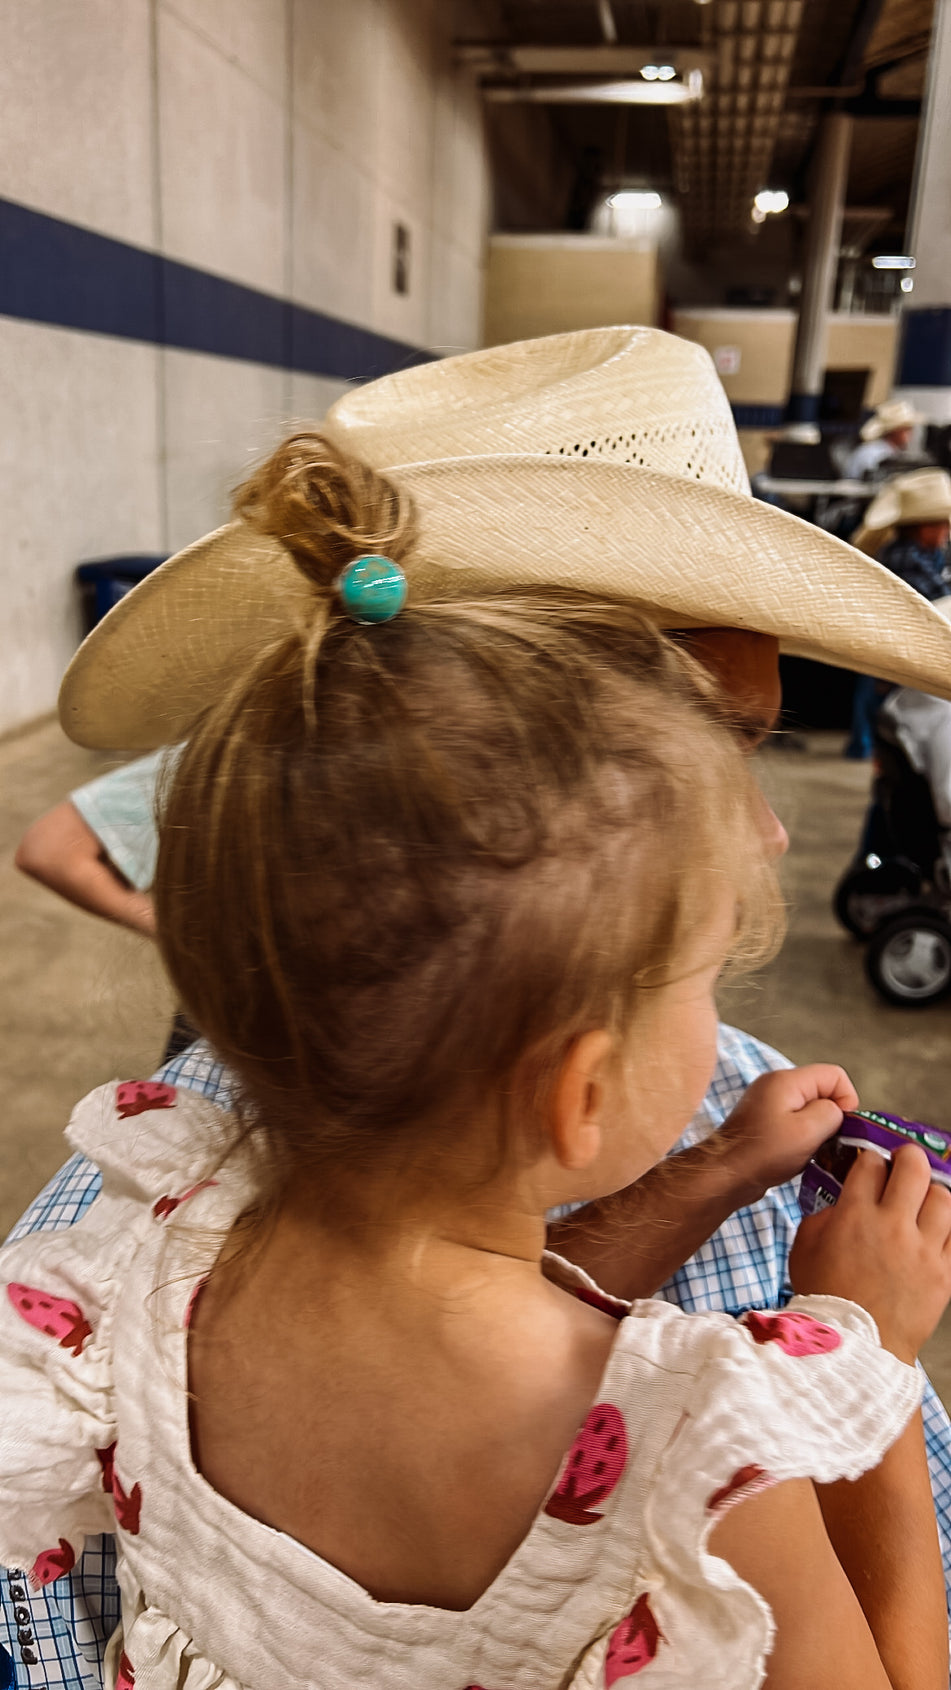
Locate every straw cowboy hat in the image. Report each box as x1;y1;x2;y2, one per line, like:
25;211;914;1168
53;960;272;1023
59;326;951;748
859;397;924;442
853;467;951;555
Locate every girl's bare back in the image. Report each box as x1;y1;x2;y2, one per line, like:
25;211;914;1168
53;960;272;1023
187;1221;619;1611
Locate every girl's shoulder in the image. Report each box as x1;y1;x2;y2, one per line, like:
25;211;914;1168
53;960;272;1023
62;1077;242;1202
0;1080;247;1589
537;1257;922;1687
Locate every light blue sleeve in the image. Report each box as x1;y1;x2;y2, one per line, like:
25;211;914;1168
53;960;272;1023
68;749;179;892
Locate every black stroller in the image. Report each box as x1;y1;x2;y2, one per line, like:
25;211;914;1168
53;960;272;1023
833;710;951;1005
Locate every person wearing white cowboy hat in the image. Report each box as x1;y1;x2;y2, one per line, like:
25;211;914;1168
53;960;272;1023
854;466;951;587
845;469;951;759
845;397;927;482
10;325;951;1681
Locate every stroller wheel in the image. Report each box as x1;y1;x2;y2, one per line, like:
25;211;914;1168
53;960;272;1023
832;858;921;938
866;911;951;1006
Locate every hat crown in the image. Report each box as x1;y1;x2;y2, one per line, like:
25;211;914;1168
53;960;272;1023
324;326;751;498
861;397;923;440
893;467;951;523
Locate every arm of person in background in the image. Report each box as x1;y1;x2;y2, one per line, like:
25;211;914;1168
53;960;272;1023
15;749;171;941
15;799;156;936
548;1060;856;1302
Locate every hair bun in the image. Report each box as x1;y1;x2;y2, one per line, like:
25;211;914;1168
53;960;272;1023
233;431;417;594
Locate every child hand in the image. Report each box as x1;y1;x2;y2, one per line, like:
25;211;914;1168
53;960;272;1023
789;1146;951;1362
720;1064;859;1202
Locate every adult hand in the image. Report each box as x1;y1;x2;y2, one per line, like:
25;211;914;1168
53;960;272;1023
790;1146;951;1362
719;1064;858;1204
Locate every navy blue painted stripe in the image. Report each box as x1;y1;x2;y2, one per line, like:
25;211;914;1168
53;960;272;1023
0;195;433;382
731;402;784;428
898;307;951;388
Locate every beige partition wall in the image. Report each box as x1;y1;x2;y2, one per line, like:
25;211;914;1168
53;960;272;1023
484;235;660;345
672;308;899;474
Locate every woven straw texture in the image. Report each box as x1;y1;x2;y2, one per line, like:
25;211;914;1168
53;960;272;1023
59;326;951;749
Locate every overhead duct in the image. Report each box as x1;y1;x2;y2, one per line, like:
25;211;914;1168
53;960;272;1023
671;0;806;245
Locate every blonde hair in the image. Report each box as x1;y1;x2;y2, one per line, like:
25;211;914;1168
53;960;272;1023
155;434;781;1201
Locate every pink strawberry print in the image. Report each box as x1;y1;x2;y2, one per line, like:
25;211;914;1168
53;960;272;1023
545;1403;628;1526
113;1473;142;1535
29;1539;75;1589
116;1650;135;1690
96;1443;116;1493
7;1284;92;1356
743;1309;841;1357
605;1594;664;1683
183;1274;209;1330
152;1179;218;1221
707;1463;776;1515
116;1080;177;1119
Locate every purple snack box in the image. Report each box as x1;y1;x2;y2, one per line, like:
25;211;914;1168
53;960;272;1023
799;1108;951;1218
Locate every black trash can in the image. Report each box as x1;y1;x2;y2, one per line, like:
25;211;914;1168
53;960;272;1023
75;555;167;635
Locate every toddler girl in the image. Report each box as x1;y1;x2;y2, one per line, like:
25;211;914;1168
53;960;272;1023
2;440;951;1690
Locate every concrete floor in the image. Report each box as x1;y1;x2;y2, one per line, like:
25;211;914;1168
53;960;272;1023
1;716;951;1401
0;718;174;1239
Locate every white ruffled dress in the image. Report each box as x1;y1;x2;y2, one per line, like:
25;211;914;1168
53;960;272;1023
0;1081;923;1690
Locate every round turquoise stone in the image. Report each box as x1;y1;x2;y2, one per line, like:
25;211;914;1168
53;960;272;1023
337;555;407;623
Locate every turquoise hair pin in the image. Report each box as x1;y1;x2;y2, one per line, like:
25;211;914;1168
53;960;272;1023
336;555;407;624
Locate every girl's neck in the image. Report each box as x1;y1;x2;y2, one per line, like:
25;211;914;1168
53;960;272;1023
245;1178;552;1307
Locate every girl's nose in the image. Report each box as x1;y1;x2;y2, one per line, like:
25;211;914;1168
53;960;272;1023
758;788;789;859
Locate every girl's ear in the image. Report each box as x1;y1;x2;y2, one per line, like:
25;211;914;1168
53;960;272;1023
549;1030;615;1172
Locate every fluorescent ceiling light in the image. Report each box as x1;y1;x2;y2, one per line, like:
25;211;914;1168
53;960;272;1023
485;77;700;105
871;254;916;270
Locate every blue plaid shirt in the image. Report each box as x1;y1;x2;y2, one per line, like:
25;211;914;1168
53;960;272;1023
3;1024;951;1685
880;535;951;603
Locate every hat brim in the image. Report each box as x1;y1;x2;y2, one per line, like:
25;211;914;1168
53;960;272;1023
59;455;951;749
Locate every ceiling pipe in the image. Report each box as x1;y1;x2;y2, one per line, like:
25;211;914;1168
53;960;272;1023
596;1;619;46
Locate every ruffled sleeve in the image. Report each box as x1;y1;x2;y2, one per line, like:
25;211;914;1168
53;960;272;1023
0;1080;236;1588
563;1293;923;1690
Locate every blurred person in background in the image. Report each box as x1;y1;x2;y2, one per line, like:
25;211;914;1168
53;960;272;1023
15;750;195;1062
845;469;951;759
845;398;926;482
15;753;163;938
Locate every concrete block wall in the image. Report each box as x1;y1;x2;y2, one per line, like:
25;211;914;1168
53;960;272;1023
0;0;489;737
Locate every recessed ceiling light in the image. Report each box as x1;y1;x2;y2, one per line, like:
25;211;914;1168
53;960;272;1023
753;188;789;215
656;65;677;81
900;276;915;292
608;190;663;210
640;64;659;80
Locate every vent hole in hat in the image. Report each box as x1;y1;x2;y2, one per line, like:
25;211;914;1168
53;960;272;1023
543;422;746;491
